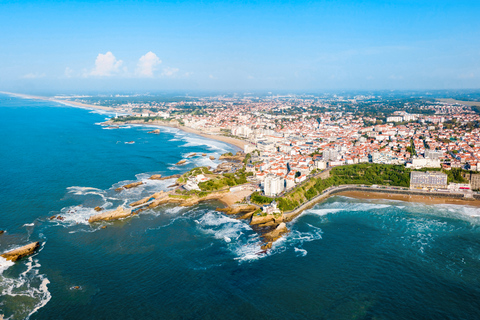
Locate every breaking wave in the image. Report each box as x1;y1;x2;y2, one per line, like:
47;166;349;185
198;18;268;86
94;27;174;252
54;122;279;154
0;247;51;320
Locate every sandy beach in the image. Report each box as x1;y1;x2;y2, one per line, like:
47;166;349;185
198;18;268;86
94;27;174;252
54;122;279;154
337;190;480;207
1;91;250;150
0;91;116;112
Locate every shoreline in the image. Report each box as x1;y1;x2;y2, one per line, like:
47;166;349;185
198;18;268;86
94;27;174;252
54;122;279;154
284;185;480;222
0;91;116;112
337;190;480;207
1;91;249;151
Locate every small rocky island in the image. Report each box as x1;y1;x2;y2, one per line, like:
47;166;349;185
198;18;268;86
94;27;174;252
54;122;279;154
1;242;40;261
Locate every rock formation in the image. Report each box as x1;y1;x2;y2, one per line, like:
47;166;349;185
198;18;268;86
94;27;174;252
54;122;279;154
261;223;289;250
115;181;143;192
176;159;187;165
148;174;162;180
187;153;196;158
88;206;133;223
209;156;215;160
129;191;167;207
148;129;160;134
1;242;40;262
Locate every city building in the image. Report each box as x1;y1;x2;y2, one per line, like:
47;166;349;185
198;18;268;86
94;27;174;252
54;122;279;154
410;171;448;190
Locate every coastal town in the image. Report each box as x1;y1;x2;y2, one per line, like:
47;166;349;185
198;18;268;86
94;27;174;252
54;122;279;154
3;92;480;260
73;93;480;195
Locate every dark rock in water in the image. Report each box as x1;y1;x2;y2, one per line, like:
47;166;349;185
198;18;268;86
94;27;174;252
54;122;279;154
261;243;272;250
148;129;160;134
0;230;4;235
50;215;56;220
94;206;103;212
101;226;107;229
57;216;65;221
115;181;144;192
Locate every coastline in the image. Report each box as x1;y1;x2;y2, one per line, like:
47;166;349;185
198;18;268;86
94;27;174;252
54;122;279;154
0;91;116;112
337;190;480;207
0;91;249;151
284;185;480;222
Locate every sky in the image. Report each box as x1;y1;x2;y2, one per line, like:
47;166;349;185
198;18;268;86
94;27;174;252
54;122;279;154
1;0;479;93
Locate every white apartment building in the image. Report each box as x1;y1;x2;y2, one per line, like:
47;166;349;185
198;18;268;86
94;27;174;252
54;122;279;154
264;174;285;196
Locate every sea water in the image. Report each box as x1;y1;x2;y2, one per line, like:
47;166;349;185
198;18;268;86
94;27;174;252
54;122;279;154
1;95;480;319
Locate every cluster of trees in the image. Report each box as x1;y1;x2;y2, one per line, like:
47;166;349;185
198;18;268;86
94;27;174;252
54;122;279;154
331;163;410;187
250;192;273;205
198;170;252;191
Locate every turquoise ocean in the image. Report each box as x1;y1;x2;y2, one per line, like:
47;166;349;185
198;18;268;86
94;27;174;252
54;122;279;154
1;94;480;319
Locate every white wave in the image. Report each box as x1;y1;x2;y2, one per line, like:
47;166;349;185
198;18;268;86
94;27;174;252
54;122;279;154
294;247;308;257
23;223;35;227
306;208;344;216
67;186;105;198
178;134;233;153
0;255;51;320
0;257;14;274
56;205;99;225
165;206;185;215
196;212;263;262
436;204;480;219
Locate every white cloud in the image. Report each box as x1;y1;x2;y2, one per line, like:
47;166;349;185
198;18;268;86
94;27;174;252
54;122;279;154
22;73;46;79
161;67;179;77
64;67;74;78
136;51;161;77
90;51;123;76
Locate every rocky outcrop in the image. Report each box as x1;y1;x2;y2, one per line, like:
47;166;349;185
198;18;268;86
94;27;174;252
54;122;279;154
250;214;276;226
0;230;4;235
1;242;40;262
209;156;215;160
187;153;196;158
176;159;187;165
217;205;257;215
129;191;167;207
151;174;180;181
88;206;133;223
115;181;143;192
239;211;255;220
202;153;207;156
261;223;289;250
148;129;160;134
94;206;103;212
